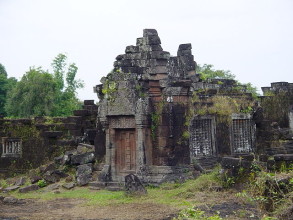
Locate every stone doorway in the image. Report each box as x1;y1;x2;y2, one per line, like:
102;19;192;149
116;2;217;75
115;129;136;174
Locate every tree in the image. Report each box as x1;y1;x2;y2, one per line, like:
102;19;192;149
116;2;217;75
0;63;17;116
0;63;7;77
197;64;259;98
5;54;84;117
51;54;84;116
5;67;57;117
197;64;235;80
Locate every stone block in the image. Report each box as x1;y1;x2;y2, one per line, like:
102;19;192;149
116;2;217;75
177;49;192;56
143;29;158;37
62;182;76;190
73;109;91;116
136;37;147;46
3;196;18;204
146;35;161;45
147;66;168;74
44;171;60;183
124;53;142;60
221;157;240;169
274;154;293;161
125;174;147;195
70;152;95;165
147;59;168;67
30;175;42;184
178;43;192;50
3;185;19;192
139;45;163;52
148;51;170;60
15;177;26;186
43;131;63;138
84;100;95;105
125;45;139;53
76;164;93;186
19;184;39;193
178;55;196;71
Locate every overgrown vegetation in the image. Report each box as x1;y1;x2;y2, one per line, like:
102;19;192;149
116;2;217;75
2;54;83;118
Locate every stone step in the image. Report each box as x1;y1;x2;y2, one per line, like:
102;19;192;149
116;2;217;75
88;181;107;188
106;186;124;191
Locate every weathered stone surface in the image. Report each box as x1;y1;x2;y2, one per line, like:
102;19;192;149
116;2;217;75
76;164;93;186
77;144;95;154
125;45;139;53
71;152;95;165
4;185;19;192
44;171;60;183
40;162;55;174
143;29;158;37
98;165;111;182
125;174;147;195
19;184;39;193
221;157;240;169
84;100;95;105
62;182;76;190
15;177;26;186
3;196;18;204
30;175;42;184
274;154;293;161
46;183;60;191
178;43;192;50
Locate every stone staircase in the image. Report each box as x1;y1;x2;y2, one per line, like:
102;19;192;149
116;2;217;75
88;181;124;191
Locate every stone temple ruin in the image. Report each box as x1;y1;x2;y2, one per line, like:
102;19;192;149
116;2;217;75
0;29;293;187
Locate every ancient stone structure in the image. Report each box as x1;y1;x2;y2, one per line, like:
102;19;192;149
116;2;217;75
0;29;292;186
93;29;266;184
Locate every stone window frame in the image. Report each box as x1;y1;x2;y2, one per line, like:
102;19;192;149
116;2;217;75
189;115;216;158
1;137;23;158
230;113;256;155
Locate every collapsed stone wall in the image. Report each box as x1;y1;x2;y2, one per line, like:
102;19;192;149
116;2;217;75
0;100;98;176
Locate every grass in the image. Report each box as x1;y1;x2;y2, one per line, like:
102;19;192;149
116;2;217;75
4;169;223;208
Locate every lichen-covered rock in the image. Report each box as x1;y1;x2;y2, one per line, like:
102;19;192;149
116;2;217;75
3;185;19;192
62;182;76;189
70;152;95;165
3;196;18;204
76;164;93;186
30;175;42;184
19;184;39;193
125;174;147;195
15;177;26;186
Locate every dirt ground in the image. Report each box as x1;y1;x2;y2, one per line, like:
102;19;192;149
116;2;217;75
0;198;178;220
0;195;262;220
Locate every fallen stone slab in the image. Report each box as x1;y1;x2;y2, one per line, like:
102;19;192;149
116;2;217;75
15;177;26;186
76;164;93;186
274;154;293;161
46;183;60;191
19;184;39;193
71;152;95;165
44;171;60;183
125;174;147;195
30;175;42;184
4;185;19;192
62;182;76;190
3;196;18;204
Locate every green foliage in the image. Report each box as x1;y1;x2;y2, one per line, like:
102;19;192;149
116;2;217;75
102;79;117;102
197;64;235;81
191;94;254;124
151;112;160;140
37;179;47;188
5;54;84;118
0;63;7;77
197;64;259;97
5;67;57;117
0;63;17;116
175;207;223;220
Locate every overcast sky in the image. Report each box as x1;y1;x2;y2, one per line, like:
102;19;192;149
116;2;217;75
0;0;292;101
